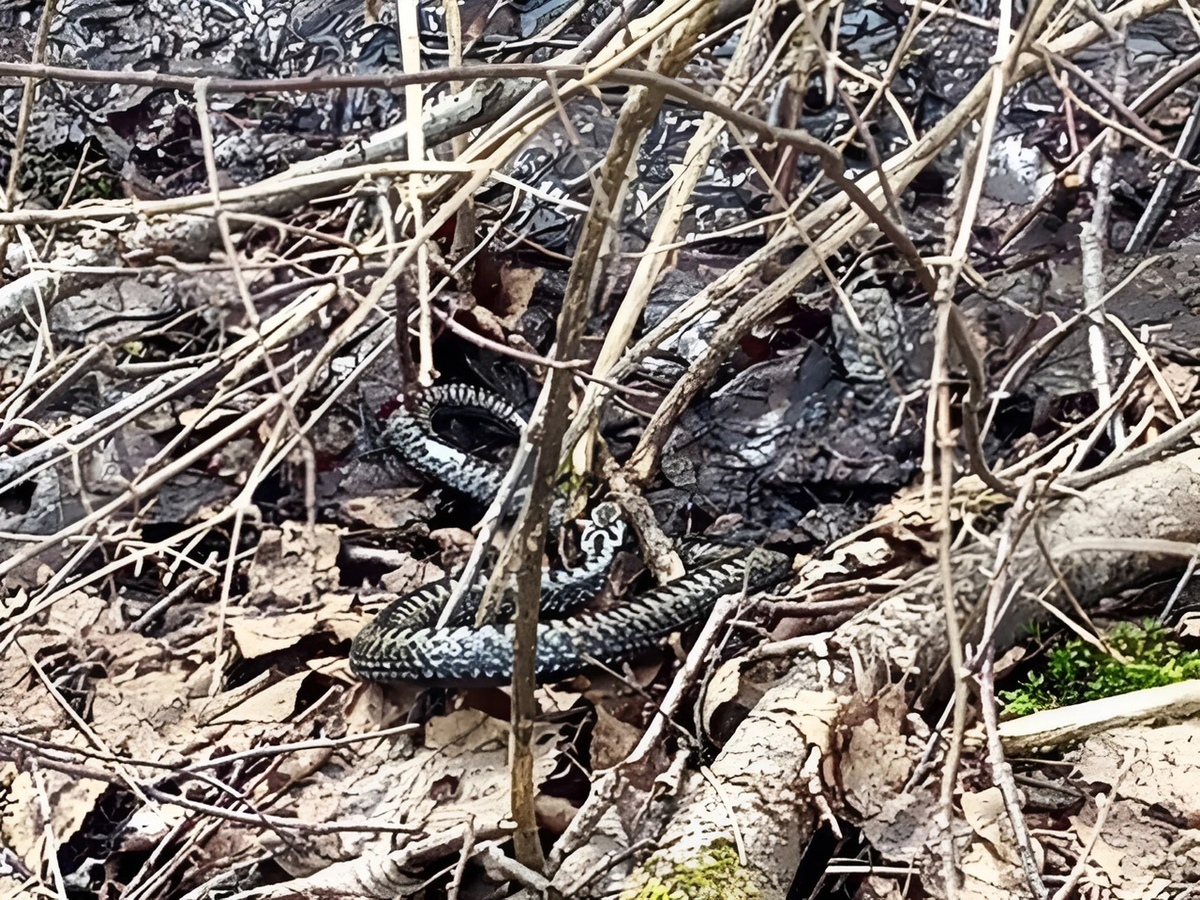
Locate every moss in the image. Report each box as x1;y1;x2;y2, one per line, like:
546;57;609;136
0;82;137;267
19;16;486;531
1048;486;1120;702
1001;620;1200;716
621;841;762;900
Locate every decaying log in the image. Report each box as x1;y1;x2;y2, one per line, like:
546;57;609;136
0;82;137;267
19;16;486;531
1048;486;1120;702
557;450;1200;899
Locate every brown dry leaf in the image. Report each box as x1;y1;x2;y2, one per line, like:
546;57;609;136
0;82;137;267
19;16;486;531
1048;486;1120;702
495;262;542;326
536;793;578;833
420;709;565;833
1140;361;1198;412
307;655;357;686
788;535;909;599
466;304;512;343
860;874;906;899
3;596;98;690
177;406;241;431
90;639;218;760
881;480;940;526
840;685;915;819
1074;722;1200;820
957;788;1043;898
2;619;215;871
1069;799;1178;899
539;682;582;715
0;594;111;735
0;771;38;863
958;837;1033;899
228;591;354;659
699;651;798;744
1168;363;1200;402
1169;830;1200;874
591;704;641;770
839;684;938;860
35;636;351;879
1;769;107;865
248;522;341;605
264;705;567;872
45;589;107;633
700;657;751;738
829;536;896;571
886;475;1009;556
379;556;444;594
207;671;306;725
789;551;854;589
429;526;477;573
323;595;367;645
271;743;336;798
862;791;935;863
89;627;314;768
341;488;435;530
961;788;1028;868
991;644;1027;681
840;720;912;816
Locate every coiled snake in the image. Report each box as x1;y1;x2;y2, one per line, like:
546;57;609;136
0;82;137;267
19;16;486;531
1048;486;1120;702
349;385;791;685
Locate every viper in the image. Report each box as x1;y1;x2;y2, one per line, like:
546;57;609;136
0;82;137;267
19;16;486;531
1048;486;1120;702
349;385;790;685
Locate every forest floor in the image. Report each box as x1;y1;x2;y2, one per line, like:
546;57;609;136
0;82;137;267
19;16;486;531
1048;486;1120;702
2;0;1200;898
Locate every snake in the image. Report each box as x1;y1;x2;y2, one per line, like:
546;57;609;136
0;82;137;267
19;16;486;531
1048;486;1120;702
349;385;791;686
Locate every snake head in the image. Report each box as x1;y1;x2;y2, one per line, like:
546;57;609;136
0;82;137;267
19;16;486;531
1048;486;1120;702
578;501;627;556
590;501;621;527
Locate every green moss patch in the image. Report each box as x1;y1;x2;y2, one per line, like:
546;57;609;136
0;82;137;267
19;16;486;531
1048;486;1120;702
1001;620;1200;717
622;841;761;900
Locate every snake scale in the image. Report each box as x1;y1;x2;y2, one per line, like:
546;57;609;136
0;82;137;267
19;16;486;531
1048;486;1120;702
349;385;791;686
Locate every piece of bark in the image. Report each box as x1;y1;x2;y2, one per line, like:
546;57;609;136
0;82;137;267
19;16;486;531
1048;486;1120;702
998;679;1200;756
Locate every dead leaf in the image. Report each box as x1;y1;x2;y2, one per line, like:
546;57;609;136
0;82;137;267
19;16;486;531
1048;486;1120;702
247;523;341;609
1069;799;1179;900
207;672;307;725
591;705;641;770
1;769;108;866
840;684;915;819
958;837;1032;899
342;489;435;530
261;707;567;873
1074;721;1200;821
380;557;444;594
229;590;353;659
178;406;240;430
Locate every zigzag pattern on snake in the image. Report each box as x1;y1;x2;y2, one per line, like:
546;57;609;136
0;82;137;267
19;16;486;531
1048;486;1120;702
349;385;791;686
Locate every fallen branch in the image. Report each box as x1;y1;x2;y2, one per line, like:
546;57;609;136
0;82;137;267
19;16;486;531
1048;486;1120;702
998;679;1200;756
551;450;1200;897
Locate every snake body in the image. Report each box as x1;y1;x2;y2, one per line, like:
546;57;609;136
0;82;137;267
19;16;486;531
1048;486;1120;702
350;385;790;685
379;384;527;503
